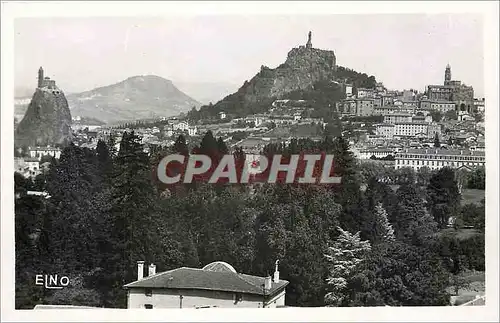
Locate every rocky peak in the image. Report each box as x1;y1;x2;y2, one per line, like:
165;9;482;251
15;86;73;147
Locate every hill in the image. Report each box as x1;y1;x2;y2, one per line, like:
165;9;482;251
66;75;201;124
188;32;377;121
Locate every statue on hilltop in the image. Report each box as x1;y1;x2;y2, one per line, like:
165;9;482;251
306;31;312;49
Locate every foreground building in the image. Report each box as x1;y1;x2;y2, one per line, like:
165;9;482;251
124;261;288;309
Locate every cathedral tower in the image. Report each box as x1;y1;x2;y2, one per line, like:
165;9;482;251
444;64;451;85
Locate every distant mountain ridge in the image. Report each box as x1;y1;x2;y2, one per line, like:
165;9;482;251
66;75;201;124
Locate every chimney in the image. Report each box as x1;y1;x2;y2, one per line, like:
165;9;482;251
273;260;280;283
148;263;156;276
264;276;272;291
137;261;145;281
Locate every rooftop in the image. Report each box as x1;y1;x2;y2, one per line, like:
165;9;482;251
124;266;288;296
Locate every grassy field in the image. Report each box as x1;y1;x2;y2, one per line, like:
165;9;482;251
387;185;484;205
461;189;485;205
436;228;482;240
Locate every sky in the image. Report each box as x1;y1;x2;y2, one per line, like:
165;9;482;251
14;14;484;97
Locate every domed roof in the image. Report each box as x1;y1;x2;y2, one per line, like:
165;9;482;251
202;261;237;273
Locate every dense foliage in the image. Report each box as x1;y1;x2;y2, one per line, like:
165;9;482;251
15;132;484;309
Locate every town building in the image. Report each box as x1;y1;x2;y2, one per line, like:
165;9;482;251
352;148;395;160
356;88;376;99
164;120;198;137
394;148;485;171
419;99;457;113
124;261;288;309
383;113;412;124
28;146;62;160
343;84;353;97
375;123;395;139
473;98;485;113
336;99;356;116
393;122;429;138
14;157;41;178
355;99;375;116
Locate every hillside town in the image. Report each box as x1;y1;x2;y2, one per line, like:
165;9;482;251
15;64;485;179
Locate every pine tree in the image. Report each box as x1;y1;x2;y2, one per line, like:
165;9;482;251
98;131;163;307
324;227;371;306
373;203;395;244
216;137;229;155
173;134;189;156
199;131;218;156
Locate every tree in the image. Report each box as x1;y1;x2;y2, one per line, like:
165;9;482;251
172;135;189;156
372;203;395;244
395;167;416;185
416;166;433;186
96;139;113;182
324;227;371;306
216;137;229;155
429;109;443;122
467;167;485;190
450;274;470;297
427;167;461;229
330;137;365;233
434;133;440;148
458;201;485;231
455;168;469;193
394;184;438;243
347;242;450;306
199;131;218;155
94;131;163;308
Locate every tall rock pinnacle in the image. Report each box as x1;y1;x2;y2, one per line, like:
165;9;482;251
15;68;72;147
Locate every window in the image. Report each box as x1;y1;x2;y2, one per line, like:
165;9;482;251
145;304;153;309
145;288;152;297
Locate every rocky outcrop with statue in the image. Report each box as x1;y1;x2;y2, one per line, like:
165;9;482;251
189;32;376;119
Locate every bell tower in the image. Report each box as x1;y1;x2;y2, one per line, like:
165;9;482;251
444;64;451;85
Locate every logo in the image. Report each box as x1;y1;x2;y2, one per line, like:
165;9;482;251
35;274;70;289
156;153;342;185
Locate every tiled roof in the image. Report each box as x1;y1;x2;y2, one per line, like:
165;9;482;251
124;267;288;296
